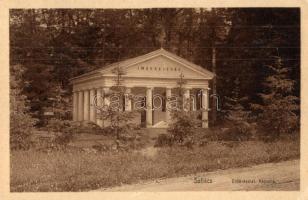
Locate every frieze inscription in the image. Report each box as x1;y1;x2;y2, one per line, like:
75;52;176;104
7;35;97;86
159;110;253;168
137;65;181;72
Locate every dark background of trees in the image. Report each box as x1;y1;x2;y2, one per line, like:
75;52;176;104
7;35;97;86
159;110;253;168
9;8;300;127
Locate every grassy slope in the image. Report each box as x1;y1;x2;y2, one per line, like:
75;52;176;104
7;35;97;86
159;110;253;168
10;139;299;192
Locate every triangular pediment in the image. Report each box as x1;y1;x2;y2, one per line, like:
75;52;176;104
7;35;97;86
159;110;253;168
101;49;214;79
71;49;214;83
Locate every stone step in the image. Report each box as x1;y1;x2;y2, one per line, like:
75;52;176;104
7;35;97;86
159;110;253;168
152;120;168;128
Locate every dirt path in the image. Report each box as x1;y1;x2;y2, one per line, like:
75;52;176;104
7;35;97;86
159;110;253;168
98;159;299;191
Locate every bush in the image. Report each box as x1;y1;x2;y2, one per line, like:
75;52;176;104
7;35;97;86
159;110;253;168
77;121;102;134
10;117;36;150
167;111;199;144
156;127;217;148
10;65;38;150
217;122;256;141
92;144;109;152
154;134;173;147
190;128;212;146
45;119;77;147
43;120;104;148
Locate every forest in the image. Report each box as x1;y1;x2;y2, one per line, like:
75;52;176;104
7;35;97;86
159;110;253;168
10;8;300;138
9;8;301;192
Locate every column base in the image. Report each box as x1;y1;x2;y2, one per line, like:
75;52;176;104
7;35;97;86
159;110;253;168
202;110;209;128
202;121;209;128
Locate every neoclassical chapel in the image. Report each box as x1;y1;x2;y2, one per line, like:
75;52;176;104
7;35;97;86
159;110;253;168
70;48;214;128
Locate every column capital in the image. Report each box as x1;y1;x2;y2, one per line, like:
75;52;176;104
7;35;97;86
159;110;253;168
201;87;211;91
102;87;110;93
145;86;154;91
183;87;192;91
125;87;132;92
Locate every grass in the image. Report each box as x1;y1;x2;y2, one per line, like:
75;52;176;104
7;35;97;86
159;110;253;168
10;139;300;192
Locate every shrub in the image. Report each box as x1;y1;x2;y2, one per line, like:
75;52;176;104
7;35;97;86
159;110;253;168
190;128;212;146
92;144;109;152
167;111;199;144
154;134;173;147
157;126;215;148
77;121;102;134
10;116;37;150
46;119;77;147
216;122;257;142
10;65;38;150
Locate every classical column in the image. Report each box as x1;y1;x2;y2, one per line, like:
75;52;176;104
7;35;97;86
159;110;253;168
183;88;190;111
165;87;172;124
125;87;132;111
77;90;84;121
73;91;78;121
96;88;103;126
146;87;153;127
103;87;110;106
83;89;90;121
201;88;209;128
102;87;110;127
191;93;196;111
89;88;96;122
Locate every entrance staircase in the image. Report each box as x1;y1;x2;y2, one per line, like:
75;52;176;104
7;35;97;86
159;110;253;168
152;120;168;128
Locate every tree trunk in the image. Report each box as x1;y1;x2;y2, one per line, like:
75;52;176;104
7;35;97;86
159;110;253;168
211;46;217;125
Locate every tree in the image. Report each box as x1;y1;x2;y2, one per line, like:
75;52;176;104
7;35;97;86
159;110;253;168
167;111;199;145
223;78;254;141
10;8;300;130
218;8;300;116
10;65;38;150
224;78;250;121
45;83;72;121
252;56;299;139
97;65;136;142
194;8;231;125
167;73;200;146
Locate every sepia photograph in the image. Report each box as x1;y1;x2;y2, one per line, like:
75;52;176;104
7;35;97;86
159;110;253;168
8;7;301;192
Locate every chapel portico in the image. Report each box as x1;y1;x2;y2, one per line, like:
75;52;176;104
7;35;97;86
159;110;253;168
70;48;214;128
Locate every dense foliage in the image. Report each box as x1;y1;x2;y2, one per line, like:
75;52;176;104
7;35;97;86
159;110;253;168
251;57;299;140
223;78;256;141
9;8;300;145
10;65;38;150
167;111;200;146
